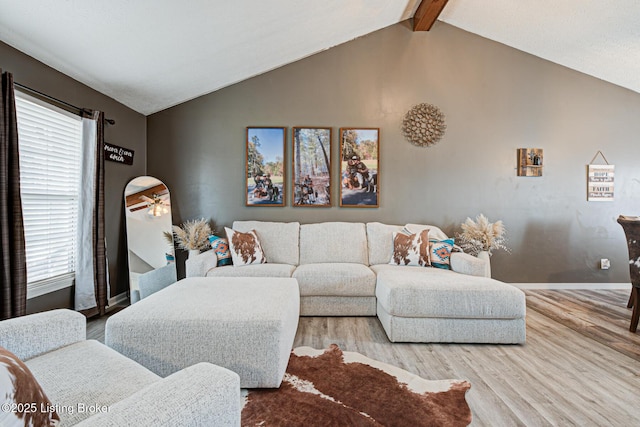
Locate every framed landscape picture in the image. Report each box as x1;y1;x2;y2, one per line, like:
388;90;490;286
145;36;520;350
245;127;286;206
292;127;332;207
339;128;379;208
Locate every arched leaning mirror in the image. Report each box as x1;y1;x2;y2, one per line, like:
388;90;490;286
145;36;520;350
124;176;176;303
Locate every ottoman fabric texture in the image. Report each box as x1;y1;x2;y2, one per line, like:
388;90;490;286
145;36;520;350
105;277;300;388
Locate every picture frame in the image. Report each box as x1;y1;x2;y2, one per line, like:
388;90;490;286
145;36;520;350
245;127;286;206
587;164;615;201
292;127;332;207
339;128;379;208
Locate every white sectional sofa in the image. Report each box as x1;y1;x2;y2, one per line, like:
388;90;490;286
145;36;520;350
186;221;526;344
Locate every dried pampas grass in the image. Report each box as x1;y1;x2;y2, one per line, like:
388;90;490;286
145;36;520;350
456;214;509;256
172;218;213;251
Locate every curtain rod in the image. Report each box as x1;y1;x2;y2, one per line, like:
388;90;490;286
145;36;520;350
14;82;115;125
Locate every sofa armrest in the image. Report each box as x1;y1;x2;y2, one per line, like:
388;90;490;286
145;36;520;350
0;309;85;361
450;252;491;278
76;362;241;427
185;249;218;277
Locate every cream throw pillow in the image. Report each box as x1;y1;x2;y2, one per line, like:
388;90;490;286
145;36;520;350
389;229;431;267
225;227;267;266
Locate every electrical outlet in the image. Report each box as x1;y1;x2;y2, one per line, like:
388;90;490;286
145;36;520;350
600;258;610;270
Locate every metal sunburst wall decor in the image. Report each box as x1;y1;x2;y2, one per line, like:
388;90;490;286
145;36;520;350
401;103;447;147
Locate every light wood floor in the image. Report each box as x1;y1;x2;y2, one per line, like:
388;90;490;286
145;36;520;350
89;290;640;426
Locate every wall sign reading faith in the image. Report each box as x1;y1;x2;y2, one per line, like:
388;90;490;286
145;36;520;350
104;142;134;165
587;164;614;201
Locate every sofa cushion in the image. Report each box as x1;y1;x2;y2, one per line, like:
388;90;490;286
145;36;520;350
374;266;525;319
389;229;431;266
404;223;449;240
300;222;368;264
1;346;59;427
233;221;300;265
293;263;376;297
225;228;267;266
366;222;404;266
205;263;295;278
25;340;160;426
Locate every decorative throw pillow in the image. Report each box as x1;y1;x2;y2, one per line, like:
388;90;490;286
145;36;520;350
430;238;455;269
389;229;431;267
225;227;267;266
0;346;60;427
208;235;233;266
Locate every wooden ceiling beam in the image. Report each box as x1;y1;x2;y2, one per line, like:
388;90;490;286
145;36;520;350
413;0;449;32
125;184;168;207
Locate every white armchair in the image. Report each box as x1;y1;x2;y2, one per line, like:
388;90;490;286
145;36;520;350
0;309;241;426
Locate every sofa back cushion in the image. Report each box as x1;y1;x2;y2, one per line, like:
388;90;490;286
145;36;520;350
404;223;449;240
366;222;404;265
300;222;368;264
232;221;300;265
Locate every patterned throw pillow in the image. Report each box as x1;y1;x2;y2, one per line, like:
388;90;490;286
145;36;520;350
0;346;60;427
224;227;267;266
430;238;455;269
389;229;431;267
208;235;233;266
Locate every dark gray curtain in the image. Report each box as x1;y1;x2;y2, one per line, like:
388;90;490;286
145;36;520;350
0;70;27;320
92;110;108;317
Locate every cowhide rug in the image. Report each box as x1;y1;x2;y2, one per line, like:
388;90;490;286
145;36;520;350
241;344;472;426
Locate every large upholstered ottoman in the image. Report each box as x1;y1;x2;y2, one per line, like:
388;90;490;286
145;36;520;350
105;277;300;388
374;266;526;343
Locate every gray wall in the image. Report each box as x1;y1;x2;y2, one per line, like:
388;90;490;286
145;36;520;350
1;41;147;312
148;21;640;283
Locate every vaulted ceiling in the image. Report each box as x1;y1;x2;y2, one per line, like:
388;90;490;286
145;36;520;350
1;0;638;115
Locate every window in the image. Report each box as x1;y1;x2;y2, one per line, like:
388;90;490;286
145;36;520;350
15;91;83;298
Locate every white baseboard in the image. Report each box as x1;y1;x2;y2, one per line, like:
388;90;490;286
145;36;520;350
511;282;630;290
108;292;129;310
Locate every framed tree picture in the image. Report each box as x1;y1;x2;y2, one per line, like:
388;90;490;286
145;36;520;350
245;127;286;206
339;128;379;208
292;127;332;207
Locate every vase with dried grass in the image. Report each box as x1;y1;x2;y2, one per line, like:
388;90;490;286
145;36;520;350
455;214;509;278
172;218;213;258
456;214;509;257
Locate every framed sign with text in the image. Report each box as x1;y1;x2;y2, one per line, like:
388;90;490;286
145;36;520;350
104;142;134;165
587;164;614;201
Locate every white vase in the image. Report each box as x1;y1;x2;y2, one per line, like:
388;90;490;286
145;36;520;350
477;250;491;278
188;249;200;259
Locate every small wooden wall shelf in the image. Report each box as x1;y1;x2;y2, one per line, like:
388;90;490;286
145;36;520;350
517;148;543;177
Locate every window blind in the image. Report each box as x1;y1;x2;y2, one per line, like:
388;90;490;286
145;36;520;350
15;92;83;285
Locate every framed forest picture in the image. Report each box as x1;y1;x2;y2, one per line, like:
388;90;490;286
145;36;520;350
339;128;379;208
245;127;286;206
292;127;332;207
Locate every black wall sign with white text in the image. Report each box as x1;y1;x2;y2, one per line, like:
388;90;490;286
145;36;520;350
104;142;134;165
